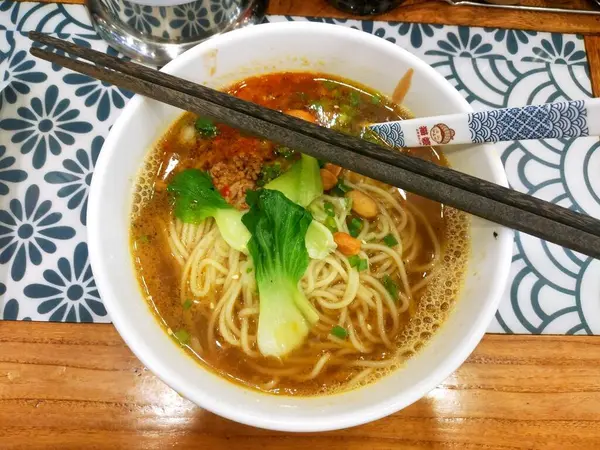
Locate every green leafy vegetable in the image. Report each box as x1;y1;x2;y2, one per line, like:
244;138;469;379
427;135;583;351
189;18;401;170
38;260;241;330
305;220;336;260
349;91;361;107
383;234;399;247
348;217;363;238
331;325;348;339
168;169;250;253
382;274;399;301
194;117;218;138
182;299;193;310
174;329;190;344
265;154;323;207
242;189;319;358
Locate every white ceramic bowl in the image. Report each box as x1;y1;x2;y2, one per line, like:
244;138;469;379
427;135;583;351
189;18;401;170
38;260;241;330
88;22;513;432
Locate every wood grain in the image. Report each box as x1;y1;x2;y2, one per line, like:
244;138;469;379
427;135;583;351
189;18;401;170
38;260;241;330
27;0;600;34
1;322;600;449
269;0;600;34
585;36;600;98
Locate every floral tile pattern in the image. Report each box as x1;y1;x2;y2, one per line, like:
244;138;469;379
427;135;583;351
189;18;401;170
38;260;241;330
0;1;597;335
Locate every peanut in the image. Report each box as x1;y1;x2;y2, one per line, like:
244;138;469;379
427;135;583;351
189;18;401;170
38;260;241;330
333;232;361;256
285;109;316;123
324;163;342;177
346;190;378;219
320;169;338;190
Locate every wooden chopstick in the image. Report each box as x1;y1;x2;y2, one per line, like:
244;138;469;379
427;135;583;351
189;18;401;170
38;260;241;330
27;33;600;259
29;31;600;239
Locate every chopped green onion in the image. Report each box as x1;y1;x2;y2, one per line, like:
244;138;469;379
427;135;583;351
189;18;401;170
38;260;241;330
357;258;368;271
337;179;352;193
331;325;348;339
324;216;338;233
246;267;253;273
174;329;190;344
383;234;399;247
194;117;218;138
361;128;383;145
138;235;150;244
330;179;352;197
275;146;296;160
349;91;361;107
324;201;335;217
348;217;363;238
322;80;338;91
371;94;382;105
182;299;193;310
382;275;399;301
348;255;368;272
257;162;282;187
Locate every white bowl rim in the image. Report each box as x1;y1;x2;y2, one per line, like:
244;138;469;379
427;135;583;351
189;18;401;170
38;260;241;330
88;21;514;432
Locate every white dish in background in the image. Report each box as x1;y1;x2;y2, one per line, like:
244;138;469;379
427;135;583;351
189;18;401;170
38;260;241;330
87;22;513;432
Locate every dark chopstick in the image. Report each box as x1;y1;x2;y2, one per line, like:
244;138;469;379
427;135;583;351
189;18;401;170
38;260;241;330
28;33;600;259
29;31;600;239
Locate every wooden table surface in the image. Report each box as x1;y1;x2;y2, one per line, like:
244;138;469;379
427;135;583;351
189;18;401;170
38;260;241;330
4;0;600;448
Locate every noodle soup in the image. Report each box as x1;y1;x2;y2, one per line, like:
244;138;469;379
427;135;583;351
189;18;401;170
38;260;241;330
130;72;469;396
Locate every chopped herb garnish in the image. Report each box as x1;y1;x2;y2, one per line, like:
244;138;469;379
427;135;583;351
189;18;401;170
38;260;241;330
275;146;296;160
324;201;335;217
361;128;383;145
331;179;352;196
174;329;190;344
246;267;253;273
194;117;218;138
349;91;361;107
383;234;399;247
336;112;352;127
357;258;368;271
331;325;348;339
493;231;498;239
317;159;327;168
371;94;382;105
382;274;399;301
348;217;363;238
138;235;150;244
324;216;338;233
348;255;368;271
182;299;193;310
257;162;282;187
322;80;338;91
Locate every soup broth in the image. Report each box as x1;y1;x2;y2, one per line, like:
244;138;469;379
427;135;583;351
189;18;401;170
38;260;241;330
131;72;469;396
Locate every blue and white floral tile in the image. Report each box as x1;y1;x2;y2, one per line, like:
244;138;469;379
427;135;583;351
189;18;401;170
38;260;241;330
0;1;598;334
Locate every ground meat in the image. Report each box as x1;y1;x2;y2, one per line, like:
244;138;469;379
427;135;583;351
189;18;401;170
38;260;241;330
210;153;263;209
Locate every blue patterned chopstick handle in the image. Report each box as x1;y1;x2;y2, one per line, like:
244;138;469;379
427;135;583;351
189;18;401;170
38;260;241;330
368;98;600;148
467;100;589;143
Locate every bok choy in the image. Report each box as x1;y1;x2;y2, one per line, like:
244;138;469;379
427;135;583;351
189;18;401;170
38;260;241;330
167;169;250;253
242;189;320;358
265;154;322;207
